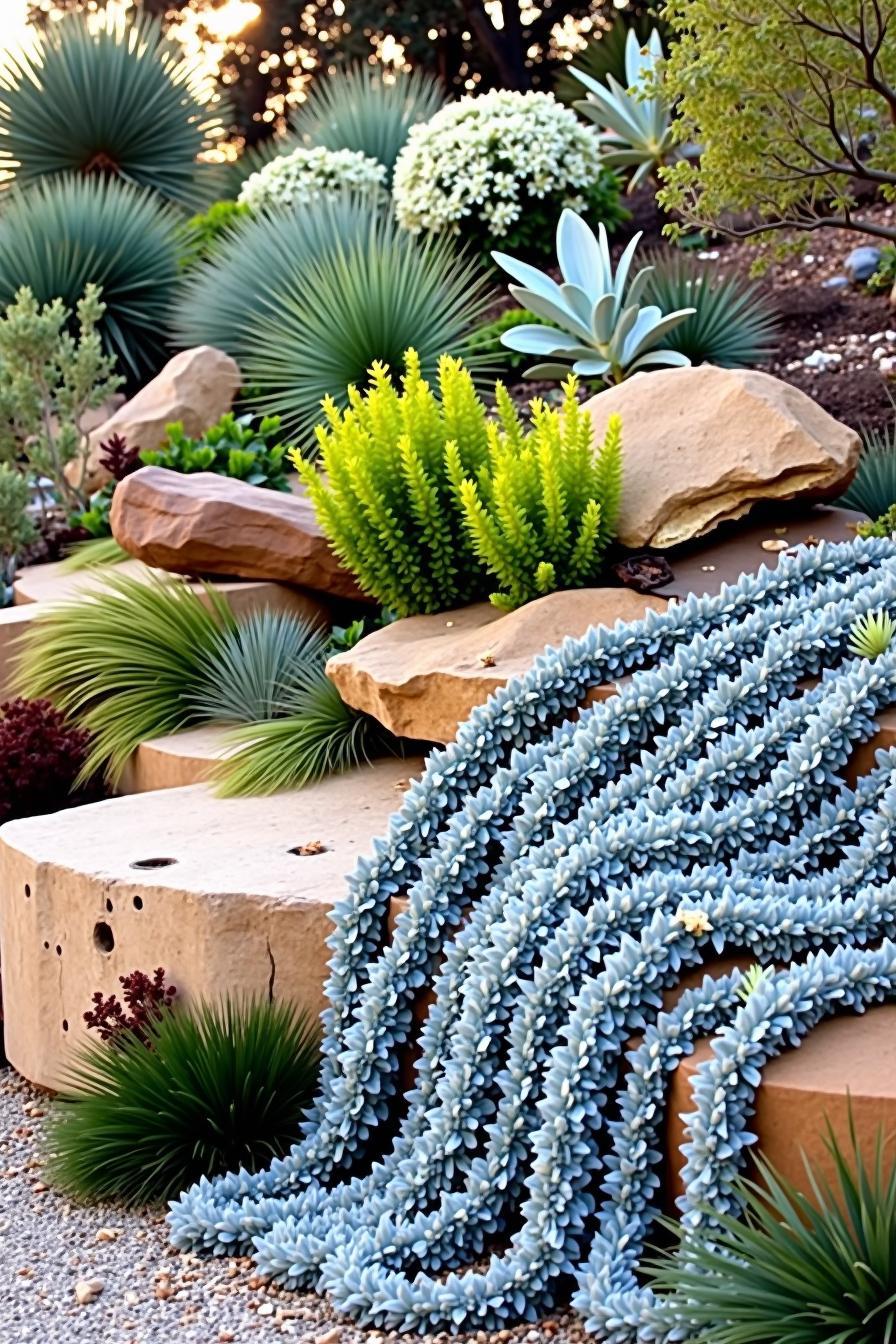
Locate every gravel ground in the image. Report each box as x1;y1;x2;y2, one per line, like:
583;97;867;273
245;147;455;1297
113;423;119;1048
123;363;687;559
0;1068;585;1344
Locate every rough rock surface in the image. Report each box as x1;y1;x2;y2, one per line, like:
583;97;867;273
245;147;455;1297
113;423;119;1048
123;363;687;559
0;760;421;1091
584;366;860;549
73;346;240;493
326;587;669;743
110;467;362;600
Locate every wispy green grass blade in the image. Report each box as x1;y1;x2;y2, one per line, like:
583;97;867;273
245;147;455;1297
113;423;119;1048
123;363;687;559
59;537;130;572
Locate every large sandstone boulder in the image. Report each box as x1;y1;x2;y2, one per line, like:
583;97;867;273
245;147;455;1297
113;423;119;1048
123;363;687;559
327;587;669;743
73;346;241;494
0;759;421;1089
110;467;362;600
585;366;860;549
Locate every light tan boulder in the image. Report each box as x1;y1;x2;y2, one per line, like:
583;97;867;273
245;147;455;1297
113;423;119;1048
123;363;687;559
72;346;241;494
326;587;668;743
110;467;362;600
585;366;860;549
0;758;421;1090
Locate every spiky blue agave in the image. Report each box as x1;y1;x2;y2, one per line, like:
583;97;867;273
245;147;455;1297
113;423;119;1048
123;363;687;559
168;534;896;1337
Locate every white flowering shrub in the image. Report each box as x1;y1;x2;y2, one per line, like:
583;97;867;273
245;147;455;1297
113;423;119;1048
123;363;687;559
393;90;624;260
238;146;387;211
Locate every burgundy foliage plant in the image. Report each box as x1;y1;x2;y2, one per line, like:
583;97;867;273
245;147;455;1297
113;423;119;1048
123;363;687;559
0;697;94;824
84;968;177;1045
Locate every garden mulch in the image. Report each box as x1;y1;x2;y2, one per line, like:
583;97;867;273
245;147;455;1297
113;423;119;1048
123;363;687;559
0;1068;586;1344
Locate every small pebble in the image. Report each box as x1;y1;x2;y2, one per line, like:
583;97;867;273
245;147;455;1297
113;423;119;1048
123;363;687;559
73;1278;104;1306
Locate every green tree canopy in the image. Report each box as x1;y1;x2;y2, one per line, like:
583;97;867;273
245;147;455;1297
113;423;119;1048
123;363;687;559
658;0;896;247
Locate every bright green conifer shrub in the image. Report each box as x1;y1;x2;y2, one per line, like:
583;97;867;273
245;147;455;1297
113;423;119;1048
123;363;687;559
295;352;622;615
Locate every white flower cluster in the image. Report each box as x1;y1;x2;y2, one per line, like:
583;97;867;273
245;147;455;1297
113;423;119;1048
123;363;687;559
393;89;604;238
238;145;387;211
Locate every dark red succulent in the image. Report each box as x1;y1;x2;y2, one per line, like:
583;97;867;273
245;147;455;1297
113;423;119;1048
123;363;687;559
84;968;177;1045
0;697;95;824
98;432;141;482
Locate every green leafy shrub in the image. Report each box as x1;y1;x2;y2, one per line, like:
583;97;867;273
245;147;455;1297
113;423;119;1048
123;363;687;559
16;579;388;793
174;194;494;448
858;503;896;539
47;995;320;1205
642;251;780;367
296;351;623;615
0;10;226;210
0;464;35;600
839;414;896;519
647;1120;896;1344
290;63;447;186
0;285;123;513
140;413;291;491
0;176;182;384
658;0;896;251
867;245;896;295
180;200;252;269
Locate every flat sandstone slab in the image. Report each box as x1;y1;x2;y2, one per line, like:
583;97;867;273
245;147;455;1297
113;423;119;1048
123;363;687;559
327;587;669;744
0;758;421;1089
119;724;237;794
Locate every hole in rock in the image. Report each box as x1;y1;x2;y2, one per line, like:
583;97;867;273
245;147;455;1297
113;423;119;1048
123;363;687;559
133;896;143;911
43;941;49;950
24;884;30;899
130;857;177;870
93;922;114;954
288;841;328;857
55;945;62;957
105;898;113;913
62;1020;68;1033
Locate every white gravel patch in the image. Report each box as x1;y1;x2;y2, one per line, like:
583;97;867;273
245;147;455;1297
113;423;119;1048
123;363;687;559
0;1068;587;1344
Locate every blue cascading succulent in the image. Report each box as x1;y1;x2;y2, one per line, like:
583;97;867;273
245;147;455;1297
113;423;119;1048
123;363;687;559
169;534;896;1338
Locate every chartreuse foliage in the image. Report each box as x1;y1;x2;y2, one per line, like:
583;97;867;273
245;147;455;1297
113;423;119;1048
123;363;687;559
647;1120;896;1344
168;533;896;1338
48;997;320;1205
452;383;622;611
296;353;622;615
14;577;385;793
658;0;896;249
0;9;226;210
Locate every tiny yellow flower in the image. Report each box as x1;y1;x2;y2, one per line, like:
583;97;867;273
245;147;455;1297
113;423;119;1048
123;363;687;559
674;908;713;935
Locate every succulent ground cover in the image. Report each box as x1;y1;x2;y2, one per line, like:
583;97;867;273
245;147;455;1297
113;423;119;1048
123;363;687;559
168;534;896;1334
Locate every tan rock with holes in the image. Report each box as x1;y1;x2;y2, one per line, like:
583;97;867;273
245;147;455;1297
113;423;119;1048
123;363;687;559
326;587;669;743
584;366;860;549
110;467;362;600
0;758;421;1090
0;605;41;701
71;346;241;494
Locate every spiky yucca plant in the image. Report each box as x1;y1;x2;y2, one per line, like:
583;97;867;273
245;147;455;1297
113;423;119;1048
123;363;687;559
839;412;896;520
174;193;494;448
0;176;181;382
46;996;320;1205
454;384;623;611
296;353;622;615
643;250;780;367
290;63;447;184
0;10;226;209
188;609;328;724
648;1121;896;1344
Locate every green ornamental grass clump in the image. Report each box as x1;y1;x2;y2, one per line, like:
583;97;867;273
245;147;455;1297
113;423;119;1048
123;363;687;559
295;351;622;615
647;1120;896;1344
840;413;896;521
15;579;390;793
47;994;320;1206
